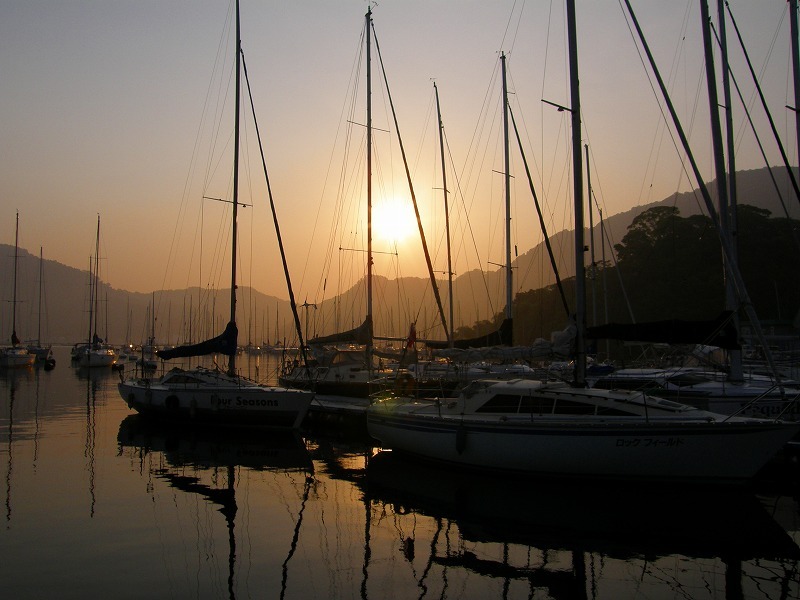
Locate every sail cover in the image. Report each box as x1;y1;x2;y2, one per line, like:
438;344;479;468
426;318;513;350
156;321;238;360
308;316;373;346
585;311;740;350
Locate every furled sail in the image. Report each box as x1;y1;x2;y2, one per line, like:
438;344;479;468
425;318;513;350
585;311;739;349
156;321;238;360
308;316;373;346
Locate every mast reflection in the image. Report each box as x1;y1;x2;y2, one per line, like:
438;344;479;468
361;450;800;599
117;417;313;599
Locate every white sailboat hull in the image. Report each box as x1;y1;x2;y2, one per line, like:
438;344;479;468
77;348;117;368
119;367;313;429
367;381;799;482
0;347;35;368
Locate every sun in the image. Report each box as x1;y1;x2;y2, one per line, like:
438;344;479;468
373;198;416;244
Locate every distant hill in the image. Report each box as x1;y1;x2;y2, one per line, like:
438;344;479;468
1;166;797;345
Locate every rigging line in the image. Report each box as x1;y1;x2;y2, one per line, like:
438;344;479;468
499;0;527;59
372;23;451;343
538;0;556;175
159;1;234;299
458;54;500;200
635;1;692;209
442;118;495;323
624;0;787;392
724;0;800;205
710;21;800;253
617;0;702;212
302;23;367;304
509;103;570;318
431;58;500;321
731;4;785;150
241;51;314;378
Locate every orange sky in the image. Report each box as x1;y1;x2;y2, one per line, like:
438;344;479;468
2;1;797;304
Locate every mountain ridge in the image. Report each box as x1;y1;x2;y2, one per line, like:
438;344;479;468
1;166;796;345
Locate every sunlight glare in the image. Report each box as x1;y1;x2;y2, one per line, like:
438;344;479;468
373;198;416;244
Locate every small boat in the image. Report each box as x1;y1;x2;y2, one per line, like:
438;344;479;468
590;366;800;420
26;247;55;368
118;0;313;430
77;343;117;368
76;215;117;369
0;345;35;369
120;365;312;429
0;212;35;369
367;378;799;482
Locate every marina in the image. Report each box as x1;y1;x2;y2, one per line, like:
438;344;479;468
1;347;799;599
2;2;800;597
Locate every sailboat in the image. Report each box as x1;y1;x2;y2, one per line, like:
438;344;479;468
278;9;385;403
366;1;799;482
26;247;55;368
135;293;159;371
0;211;35;369
279;9;455;409
118;0;313;430
588;2;800;419
76;215;117;368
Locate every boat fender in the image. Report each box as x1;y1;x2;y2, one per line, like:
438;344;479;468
456;425;467;454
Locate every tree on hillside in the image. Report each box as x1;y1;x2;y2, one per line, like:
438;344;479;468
613;206;722;322
446;204;799;353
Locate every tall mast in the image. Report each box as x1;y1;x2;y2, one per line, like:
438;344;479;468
700;0;736;379
366;7;373;359
86;257;93;347
566;0;586;386
792;0;800;169
228;0;241;376
37;247;43;346
11;211;19;346
434;82;454;346
501;53;513;329
585;144;596;329
92;214;100;347
714;0;742;381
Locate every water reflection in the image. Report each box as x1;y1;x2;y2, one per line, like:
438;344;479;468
117;416;313;600
4;372;16;524
1;347;799;599
362;451;800;599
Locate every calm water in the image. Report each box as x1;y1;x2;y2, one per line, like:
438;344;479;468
1;347;799;599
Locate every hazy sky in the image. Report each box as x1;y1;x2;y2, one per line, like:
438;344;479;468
2;1;797;303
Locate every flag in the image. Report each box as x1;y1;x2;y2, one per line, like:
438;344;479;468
405;323;416;349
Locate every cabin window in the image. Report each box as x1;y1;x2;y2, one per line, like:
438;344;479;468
519;396;555;414
475;394;522;413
